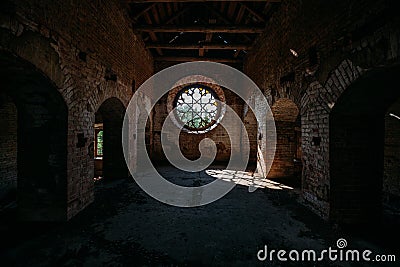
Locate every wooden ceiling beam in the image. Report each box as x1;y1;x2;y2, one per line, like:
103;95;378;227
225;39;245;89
227;2;237;19
128;0;280;3
143;12;163;55
240;3;266;23
146;43;251;50
135;25;264;33
199;32;213;56
151;5;161;23
154;56;242;63
235;5;246;24
132;3;157;22
164;4;194;24
202;4;252;41
158;3;166;20
166;2;172;16
233;5;246;58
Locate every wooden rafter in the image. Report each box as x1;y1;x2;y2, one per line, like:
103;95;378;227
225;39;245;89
146;43;251;49
202;4;252;41
235;5;246;23
154;56;242;63
128;0;281;64
220;2;226;13
227;2;237;19
166;2;172;16
240;3;266;23
135;25;265;33
164;4;194;24
199;33;213;56
128;0;281;3
137;3;196;55
132;3;157;21
233;5;246;58
143;12;163;55
199;16;216;57
151;5;161;23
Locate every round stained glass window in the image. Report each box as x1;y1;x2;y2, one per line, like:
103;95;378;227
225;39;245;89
174;85;222;133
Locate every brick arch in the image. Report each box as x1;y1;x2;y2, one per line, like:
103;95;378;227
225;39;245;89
301;59;400;222
329;64;400;226
0;14;131;114
300;60;364;116
0;19;65;91
92;85;129;116
322;59;364;110
300;59;364;219
0;50;68;221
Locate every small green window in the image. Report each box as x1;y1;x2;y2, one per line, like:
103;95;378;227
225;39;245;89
96;130;103;157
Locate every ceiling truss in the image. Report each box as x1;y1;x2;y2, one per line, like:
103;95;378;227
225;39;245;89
127;0;281;66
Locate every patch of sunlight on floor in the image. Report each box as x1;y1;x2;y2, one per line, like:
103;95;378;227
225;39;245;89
205;169;294;190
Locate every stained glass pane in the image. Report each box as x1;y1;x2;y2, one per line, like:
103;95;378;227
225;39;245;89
175;86;219;131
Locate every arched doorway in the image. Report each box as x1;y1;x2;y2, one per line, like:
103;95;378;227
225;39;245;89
330;65;400;226
94;97;127;180
0;51;68;221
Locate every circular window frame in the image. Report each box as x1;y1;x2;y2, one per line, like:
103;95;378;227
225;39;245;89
167;81;226;134
173;85;221;132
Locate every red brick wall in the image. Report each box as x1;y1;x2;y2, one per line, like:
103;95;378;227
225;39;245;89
0;0;153;220
244;0;400;220
269;98;300;178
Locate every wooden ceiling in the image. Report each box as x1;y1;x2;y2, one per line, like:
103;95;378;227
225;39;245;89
127;0;281;66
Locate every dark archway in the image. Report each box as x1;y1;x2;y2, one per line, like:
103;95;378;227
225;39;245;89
0;51;68;221
330;65;400;227
95;97;127;180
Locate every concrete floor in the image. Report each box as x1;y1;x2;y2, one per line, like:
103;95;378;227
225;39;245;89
0;165;398;266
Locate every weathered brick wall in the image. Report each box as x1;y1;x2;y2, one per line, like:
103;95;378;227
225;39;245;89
384;99;400;211
0;0;153;220
269;121;297;178
269;98;300;178
244;0;400;220
0;94;17;200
